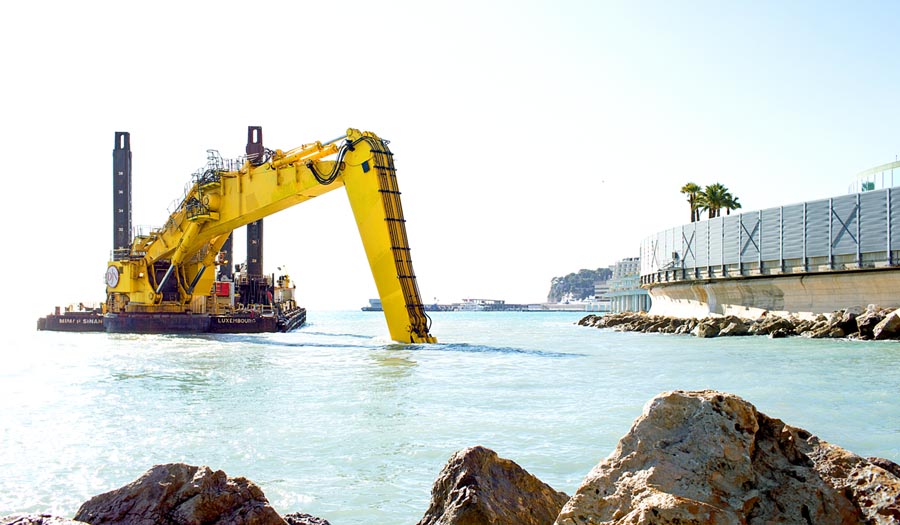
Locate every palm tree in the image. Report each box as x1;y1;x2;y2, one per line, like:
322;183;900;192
683;182;742;220
680;182;701;222
723;193;741;215
695;191;709;220
699;183;729;219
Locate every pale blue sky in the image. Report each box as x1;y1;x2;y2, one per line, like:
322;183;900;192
3;1;899;323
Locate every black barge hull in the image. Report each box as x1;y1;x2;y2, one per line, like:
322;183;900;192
38;308;306;334
36;312;106;332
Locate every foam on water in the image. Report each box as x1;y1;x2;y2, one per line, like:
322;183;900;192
2;311;899;523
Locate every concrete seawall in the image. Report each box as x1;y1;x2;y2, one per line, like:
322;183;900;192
646;268;900;319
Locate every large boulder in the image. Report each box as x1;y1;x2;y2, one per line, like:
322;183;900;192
691;319;720;338
718;320;750;337
576;315;599;327
838;307;864;334
555;390;900;525
749;315;795;336
873;310;900;340
806;324;846;339
856;306;887;339
1;516;88;525
74;463;286;525
417;446;568;525
768;328;790;338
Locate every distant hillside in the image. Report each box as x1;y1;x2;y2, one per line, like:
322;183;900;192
547;267;612;303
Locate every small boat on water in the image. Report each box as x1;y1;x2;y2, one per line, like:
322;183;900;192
361;298;383;311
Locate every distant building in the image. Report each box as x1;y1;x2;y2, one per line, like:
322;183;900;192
605;257;651;313
591;273;612;312
456;298;505;311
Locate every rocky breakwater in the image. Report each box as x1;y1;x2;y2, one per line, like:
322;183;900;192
580;304;900;339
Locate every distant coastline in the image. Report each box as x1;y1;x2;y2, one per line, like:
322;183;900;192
362;297;606;313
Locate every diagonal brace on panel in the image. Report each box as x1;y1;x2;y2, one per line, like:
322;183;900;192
651;239;660;269
741;220;760;255
831;204;859;247
682;230;696;261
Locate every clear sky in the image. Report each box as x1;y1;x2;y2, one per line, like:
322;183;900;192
3;1;900;320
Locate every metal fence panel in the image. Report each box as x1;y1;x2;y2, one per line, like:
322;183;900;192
709;218;723;266
640;238;653;274
666;227;677;266
662;229;670;266
760;208;781;261
891;188;900;250
655;230;665;269
682;223;696;267
657;230;672;268
860;189;888;253
657;229;667;268
675;226;683;260
805;199;830;257
696;221;709;267
782;204;805;259
831;194;859;256
651;231;663;269
739;212;760;262
723;215;740;264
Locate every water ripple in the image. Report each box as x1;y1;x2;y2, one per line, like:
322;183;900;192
429;342;584;357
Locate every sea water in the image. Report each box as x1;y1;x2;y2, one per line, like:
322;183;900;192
2;311;899;524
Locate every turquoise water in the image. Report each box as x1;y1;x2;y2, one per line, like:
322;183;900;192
2;311;899;523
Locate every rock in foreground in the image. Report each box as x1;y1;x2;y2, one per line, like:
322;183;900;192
555;390;900;524
74;463;286;525
1;516;88;525
418;445;569;525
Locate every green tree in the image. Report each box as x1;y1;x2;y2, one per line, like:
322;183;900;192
699;183;729;219
680;182;702;222
723;192;741;215
681;182;742;221
547;267;612;303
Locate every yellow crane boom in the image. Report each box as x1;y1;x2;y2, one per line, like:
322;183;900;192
105;127;436;343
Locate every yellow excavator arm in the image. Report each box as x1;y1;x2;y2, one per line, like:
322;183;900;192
106;128;436;343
